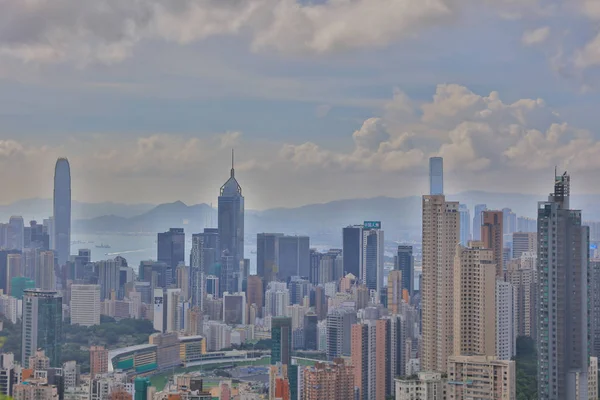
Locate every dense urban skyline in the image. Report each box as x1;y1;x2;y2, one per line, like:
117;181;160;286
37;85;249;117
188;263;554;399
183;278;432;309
4;1;600;399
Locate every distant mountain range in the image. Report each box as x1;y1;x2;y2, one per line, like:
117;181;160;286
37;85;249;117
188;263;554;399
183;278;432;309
4;192;600;243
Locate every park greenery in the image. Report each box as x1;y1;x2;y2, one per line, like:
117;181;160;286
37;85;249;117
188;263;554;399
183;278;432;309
515;336;537;400
0;316;156;373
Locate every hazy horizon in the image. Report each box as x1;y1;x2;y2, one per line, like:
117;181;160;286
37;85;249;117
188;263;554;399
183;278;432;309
2;2;600;209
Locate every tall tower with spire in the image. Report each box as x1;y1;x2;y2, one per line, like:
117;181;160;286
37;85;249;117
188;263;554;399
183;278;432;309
218;150;245;294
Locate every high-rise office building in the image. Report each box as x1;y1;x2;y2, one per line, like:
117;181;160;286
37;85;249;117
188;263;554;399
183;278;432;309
8;216;24;251
246;275;263;319
453;242;496;358
429;157;443;195
176;265;189;300
190;231;219;308
472;204;487;241
265;282;290;317
222;292;246;325
219;250;238;296
459;205;471;246
512;232;537;259
315;286;328;321
502;208;517;235
0;250;21;294
22;289;62;368
362;222;384;294
97;259;120;301
389;314;408;382
482;210;504;278
496;280;516;360
447;355;516;399
37;250;55;291
53;158;71;266
218;151;244;287
304;313;318;350
421;194;459;373
89;346;108;379
271;317;292;366
343;225;362;278
326;308;356;361
278;236;310;281
70;284;100;327
257;233;282;287
6;253;22;296
537;172;590;400
157;228;185;282
303;359;354;400
395;245;414;296
517;217;537;233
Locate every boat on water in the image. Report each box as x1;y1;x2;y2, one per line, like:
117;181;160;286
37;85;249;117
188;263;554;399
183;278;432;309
96;243;111;249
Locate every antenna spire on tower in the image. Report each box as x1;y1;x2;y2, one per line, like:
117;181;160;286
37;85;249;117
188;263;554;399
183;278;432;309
231;148;235;177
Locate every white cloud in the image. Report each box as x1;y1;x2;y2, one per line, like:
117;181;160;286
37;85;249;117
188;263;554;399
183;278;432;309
522;27;551;46
0;0;559;65
574;32;600;70
279;83;597;178
218;131;243;149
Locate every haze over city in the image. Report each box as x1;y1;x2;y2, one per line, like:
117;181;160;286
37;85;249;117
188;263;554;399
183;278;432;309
3;1;600;400
4;1;600;208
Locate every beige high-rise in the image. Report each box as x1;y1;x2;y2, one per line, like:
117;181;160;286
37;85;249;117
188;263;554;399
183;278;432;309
453;241;496;357
481;210;503;277
387;270;403;315
421;195;459;373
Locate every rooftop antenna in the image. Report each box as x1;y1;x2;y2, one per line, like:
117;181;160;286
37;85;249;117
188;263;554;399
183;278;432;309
231;148;235;177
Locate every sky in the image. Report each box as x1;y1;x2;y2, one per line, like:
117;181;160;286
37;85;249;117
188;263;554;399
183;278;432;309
3;0;600;209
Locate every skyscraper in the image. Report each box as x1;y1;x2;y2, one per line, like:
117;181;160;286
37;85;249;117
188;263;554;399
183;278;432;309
395;246;414;296
362;222;384;295
502;208;517;235
271;317;292;366
53;158;71;266
326;308;356;361
21;289;62;368
481;210;504;278
512;232;537;259
246;275;263;319
459;204;471;246
97;259;120;301
157;228;185;282
218;151;244;289
8;216;24;251
421;195;459;373
429;157;443;195
472;204;487;241
343;225;362;278
37;250;55;291
496;280;516;360
537;172;590;399
387;270;403;315
351;319;390;400
70;284;101;327
190;232;214;309
453;242;496;358
277;236;310;280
